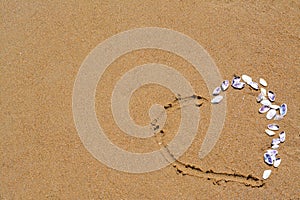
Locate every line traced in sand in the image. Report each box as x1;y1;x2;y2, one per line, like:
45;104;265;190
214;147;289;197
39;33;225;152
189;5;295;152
150;94;264;188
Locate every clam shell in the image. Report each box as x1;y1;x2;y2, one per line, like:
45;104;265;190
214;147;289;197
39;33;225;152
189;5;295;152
260;88;267;96
259;105;270;114
232;76;241;85
266;150;278;161
273;158;281;168
267;91;276;102
274;114;284;120
279;131;286;143
232;82;245;89
221;80;229;91
271;144;279;149
256;93;264;103
266;149;278;156
268;124;279;131
270;153;277;162
271;138;281;145
279;103;287;116
213;86;222;96
264;153;274;165
263;170;272;180
249;81;259;90
265;129;276;136
211;95;223;104
261;99;272;106
259;78;268;87
270;104;280;110
241;74;252;84
266;109;277;120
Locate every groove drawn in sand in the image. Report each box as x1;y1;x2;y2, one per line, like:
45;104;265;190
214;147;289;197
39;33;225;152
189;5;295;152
149;94;207;133
73;28;227;173
151;94;264;188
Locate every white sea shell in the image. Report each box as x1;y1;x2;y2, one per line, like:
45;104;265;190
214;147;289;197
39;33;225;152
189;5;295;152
268;91;276;102
266;150;278;162
232;76;241;85
270;104;280;110
271;144;279;149
263;170;272;180
268;124;279;131
266;149;278;156
221;80;229;91
264;153;274;165
279;103;287;116
274;114;284;120
259;105;270;114
249;81;259;90
271;138;281;145
260;88;267;96
270;154;277;163
213;86;222;95
273;158;281;168
242;74;252;84
211;96;223;104
279;131;286;143
259;78;268;87
266;109;277;120
261;99;272;106
257;93;264;103
232;82;245;89
265;129;276;136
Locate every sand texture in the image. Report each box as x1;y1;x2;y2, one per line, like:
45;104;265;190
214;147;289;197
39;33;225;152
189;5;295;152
1;1;300;199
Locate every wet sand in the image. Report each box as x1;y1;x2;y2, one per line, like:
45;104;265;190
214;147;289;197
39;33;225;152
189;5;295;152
1;1;300;199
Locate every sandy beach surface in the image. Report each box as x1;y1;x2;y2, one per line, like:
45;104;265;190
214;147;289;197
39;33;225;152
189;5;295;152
1;1;300;199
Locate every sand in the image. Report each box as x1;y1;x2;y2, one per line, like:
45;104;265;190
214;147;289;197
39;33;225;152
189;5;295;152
1;1;300;199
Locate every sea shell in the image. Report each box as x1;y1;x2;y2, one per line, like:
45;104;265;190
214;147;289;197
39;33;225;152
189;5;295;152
270;104;280;110
267;91;276;102
259;78;268;87
232;76;241;84
279;131;286;143
273;158;281;168
271;144;279;149
264;153;274;165
268;124;279;131
266;149;278;156
266;150;278;161
263;170;272;180
232;82;245;89
261;99;272;106
260;88;267;96
256;93;264;103
259;105;270;114
279;103;287;116
221;80;229;91
211;96;223;104
265;129;276;136
249;81;259;90
274;114;284;120
271;138;281;146
241;74;252;84
213;86;222;96
266;109;277;120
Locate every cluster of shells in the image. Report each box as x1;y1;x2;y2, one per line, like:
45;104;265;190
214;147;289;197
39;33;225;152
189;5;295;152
211;74;287;180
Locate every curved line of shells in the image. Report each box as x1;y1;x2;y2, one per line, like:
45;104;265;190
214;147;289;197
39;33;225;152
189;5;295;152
211;74;287;180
